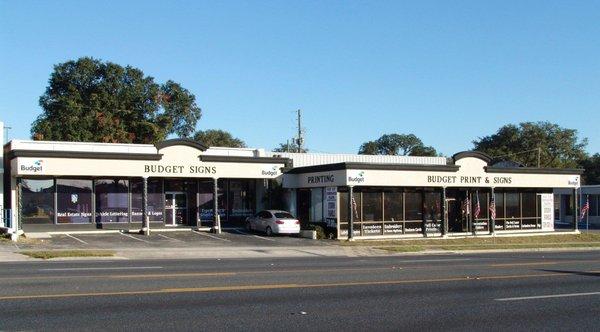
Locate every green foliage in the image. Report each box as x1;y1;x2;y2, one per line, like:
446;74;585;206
581;153;600;185
273;141;308;153
32;57;201;143
473;122;587;168
358;133;438;156
192;129;246;148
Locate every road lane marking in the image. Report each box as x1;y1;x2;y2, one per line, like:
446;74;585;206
0;271;583;301
110;272;236;279
491;262;558;267
496;291;600;301
157;234;184;242
193;230;231;242
234;229;277;242
120;232;151;243
65;234;88;245
39;266;163;272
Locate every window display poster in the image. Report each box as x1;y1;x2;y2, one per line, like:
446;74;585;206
540;193;554;230
325;187;337;228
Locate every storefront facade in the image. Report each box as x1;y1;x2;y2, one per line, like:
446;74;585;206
4;139;290;232
283;152;583;239
3;139;583;238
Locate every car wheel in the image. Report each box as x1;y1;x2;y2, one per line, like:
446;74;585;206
265;226;273;236
245;222;252;232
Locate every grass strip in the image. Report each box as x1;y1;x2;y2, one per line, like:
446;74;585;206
376;241;600;252
20;250;115;260
344;233;600;247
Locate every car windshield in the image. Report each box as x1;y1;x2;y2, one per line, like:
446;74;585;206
274;212;295;219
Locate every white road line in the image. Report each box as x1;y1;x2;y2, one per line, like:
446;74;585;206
65;234;88;245
394;258;472;263
193;231;231;242
234;229;277;242
496;291;600;301
120;232;151;243
157;234;184;242
40;266;163;272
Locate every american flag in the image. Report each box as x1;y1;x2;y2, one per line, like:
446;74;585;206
462;196;471;216
489;196;496;219
474;193;481;219
580;195;590;221
351;195;359;219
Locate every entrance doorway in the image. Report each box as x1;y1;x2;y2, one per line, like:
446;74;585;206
446;189;467;232
165;191;187;225
296;189;311;225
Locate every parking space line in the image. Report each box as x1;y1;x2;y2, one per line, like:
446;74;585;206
120;232;151;243
65;234;88;245
193;230;231;242
156;234;185;242
234;229;277;242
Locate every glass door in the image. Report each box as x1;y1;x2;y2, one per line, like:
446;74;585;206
165;192;187;226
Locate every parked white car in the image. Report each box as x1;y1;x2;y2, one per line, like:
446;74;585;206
245;210;300;236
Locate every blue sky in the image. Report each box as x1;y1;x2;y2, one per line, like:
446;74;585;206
1;1;599;155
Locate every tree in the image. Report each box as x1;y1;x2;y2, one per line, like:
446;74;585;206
31;57;201;143
273;140;308;153
581;154;600;185
358;133;438;156
192;129;246;148
473;122;588;168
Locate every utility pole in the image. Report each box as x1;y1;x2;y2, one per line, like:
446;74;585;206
537;147;541;168
295;109;304;153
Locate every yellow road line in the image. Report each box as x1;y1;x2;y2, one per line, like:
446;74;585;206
0;272;580;301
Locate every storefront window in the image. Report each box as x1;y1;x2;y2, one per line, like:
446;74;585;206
404;192;422;221
228;179;256;221
495;193;505;219
384;191;403;221
590;195;599;217
339;191;349;222
564;195;573;216
95;179;129;223
310;188;324;223
505;193;520;219
424;192;441;221
131;179;164;222
198;180;215;221
21;179;55;224
471;192;488;220
361;191;382;221
521;193;537;218
56;179;92;224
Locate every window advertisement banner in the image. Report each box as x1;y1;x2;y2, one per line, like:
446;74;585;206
325;187;337;228
540;193;554;230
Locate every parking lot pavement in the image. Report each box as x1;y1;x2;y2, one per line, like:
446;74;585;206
9;229;333;251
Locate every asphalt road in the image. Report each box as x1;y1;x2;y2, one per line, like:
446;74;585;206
0;251;599;331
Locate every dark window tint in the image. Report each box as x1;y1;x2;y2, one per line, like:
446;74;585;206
404;192;422;221
494;193;505;219
21;179;55;224
362;192;382;221
131;179;164;222
521;193;537;218
96;179;129;223
505;193;520;218
384;192;403;221
56;179;92;224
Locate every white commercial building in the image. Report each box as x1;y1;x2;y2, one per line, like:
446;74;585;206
2;138;583;238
